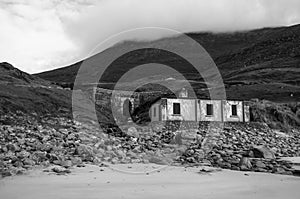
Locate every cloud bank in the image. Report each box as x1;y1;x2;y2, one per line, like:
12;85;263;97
1;0;300;73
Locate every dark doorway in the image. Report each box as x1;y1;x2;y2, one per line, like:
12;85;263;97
123;99;132;118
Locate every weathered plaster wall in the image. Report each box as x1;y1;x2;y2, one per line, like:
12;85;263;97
161;99;167;121
165;98;196;121
198;100;222;122
223;100;244;122
244;102;250;122
150;102;161;122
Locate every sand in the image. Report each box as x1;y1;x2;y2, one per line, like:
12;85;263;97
0;164;299;199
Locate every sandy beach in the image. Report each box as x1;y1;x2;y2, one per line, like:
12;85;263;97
1;164;299;199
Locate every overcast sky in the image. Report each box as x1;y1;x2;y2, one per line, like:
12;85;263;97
1;0;300;74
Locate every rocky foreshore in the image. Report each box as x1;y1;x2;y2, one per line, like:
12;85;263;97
0;113;299;178
178;123;300;175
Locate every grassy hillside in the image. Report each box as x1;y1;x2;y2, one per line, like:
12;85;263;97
35;24;300;102
0;62;50;86
250;100;300;131
0;62;72;116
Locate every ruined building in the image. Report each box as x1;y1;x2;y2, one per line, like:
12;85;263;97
94;87;250;123
150;88;250;122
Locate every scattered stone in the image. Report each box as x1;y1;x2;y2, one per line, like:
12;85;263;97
198;167;222;173
51;166;71;174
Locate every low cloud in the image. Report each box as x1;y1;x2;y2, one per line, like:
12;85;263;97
63;0;300;55
1;0;300;73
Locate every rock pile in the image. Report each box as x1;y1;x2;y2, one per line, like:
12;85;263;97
0;114;175;177
0;113;108;177
1;113;299;177
177;122;300;175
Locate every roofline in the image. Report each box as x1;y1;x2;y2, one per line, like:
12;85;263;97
160;97;249;102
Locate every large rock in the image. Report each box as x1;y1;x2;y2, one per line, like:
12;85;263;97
50;166;71;174
251;145;275;159
75;144;95;162
1;170;13;177
70;157;83;166
6;143;20;152
172;132;183;145
255;160;266;169
127;127;139;137
239;157;252;170
22;158;35;166
148;156;170;165
16;150;30;159
60;160;73;168
31;151;47;163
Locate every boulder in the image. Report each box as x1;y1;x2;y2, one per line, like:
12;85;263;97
1;170;13;177
251;145;275;159
31;151;47;162
127;127;139;137
255;160;266;169
22;158;35;166
70;157;83;166
172;132;183;145
51;166;71;174
148;156;170;165
272;166;286;174
239;157;252;170
17;150;30;159
75;144;95;162
13;161;23;168
6;143;20;152
60;160;73;168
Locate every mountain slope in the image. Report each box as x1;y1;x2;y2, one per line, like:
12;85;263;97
0;62;71;116
35;24;300;102
0;62;51;86
36;61;82;87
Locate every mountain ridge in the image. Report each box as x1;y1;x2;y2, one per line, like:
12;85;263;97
34;24;300;102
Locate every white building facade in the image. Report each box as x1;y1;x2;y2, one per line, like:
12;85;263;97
149;89;250;122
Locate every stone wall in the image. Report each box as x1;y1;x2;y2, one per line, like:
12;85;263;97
244;102;250;122
94;87;163;123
